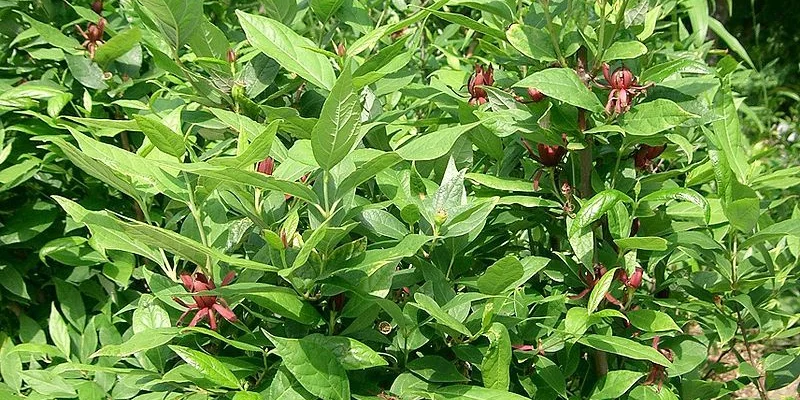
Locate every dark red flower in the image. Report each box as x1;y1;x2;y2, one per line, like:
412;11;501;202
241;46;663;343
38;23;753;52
630;217;641;236
618;267;644;289
467;64;493;106
598;63;653;115
569;264;623;308
91;0;103;14
75;18;106;59
527;87;546;102
256;157;275;175
330;293;346;312
634;144;667;171
537;143;567;167
173;271;237;331
643;336;674;390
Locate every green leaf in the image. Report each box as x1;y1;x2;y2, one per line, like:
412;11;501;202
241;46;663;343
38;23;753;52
0;336;23;392
707;17;755;69
732;294;762;328
91;328;179;357
477;256;524;295
247;287;323;325
428;9;505;39
627;309;681;332
513;68;604;113
169;345;241;389
466;173;537;193
536;356;567;398
48;303;71;359
742;219;800;247
684;0;709;47
412;293;471;337
620;99;697;136
337;152;402;197
21;15;81;52
709;89;749;183
53;279;86;330
578;335;672;367
311;0;345;21
267;334;350;400
138;0;203;49
64;53;109;90
435;385;530;399
236;10;335;90
614;237;668;251
640;187;710;224
134;115;185;158
640;58;711;83
587;267;618;314
188;18;229;60
506;24;556;62
94;27;141;66
572;190;633;235
358;209;409;240
396;122;481;161
310;65;362;169
713;314;737;345
303;334;387;370
21;370;76;398
48;138;143;204
590;370;645;399
0;265;28;300
482;323;511;390
407;355;467;383
601;40;647;61
353;36;413;88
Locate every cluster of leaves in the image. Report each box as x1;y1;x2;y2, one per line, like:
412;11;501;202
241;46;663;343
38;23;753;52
1;0;798;399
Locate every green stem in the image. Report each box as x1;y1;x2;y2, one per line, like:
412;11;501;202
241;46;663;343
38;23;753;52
610;144;626;188
185;173;211;273
541;0;567;66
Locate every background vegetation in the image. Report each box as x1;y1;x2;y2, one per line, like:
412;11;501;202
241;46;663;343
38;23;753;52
0;0;798;399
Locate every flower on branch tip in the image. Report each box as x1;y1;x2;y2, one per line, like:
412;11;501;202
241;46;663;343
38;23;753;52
256;157;275;175
598;63;653;115
467;64;494;106
173;271;237;331
634;144;667;171
76;18;106;59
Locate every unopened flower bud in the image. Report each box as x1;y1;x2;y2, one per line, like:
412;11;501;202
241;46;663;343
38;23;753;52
227;48;236;63
336;43;346;57
256;157;274;175
626;267;643;289
92;0;103;14
527;87;545;102
434;209;448;226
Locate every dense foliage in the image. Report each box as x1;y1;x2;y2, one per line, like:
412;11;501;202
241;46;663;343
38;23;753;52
1;0;798;399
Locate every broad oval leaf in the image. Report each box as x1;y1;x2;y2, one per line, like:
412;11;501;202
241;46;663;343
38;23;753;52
578;334;672;367
396;122;481;161
640;187;710;223
236;10;335;91
169;345;241;389
587;267;619;314
626;309;681;332
303;334;387;370
134;115;185;158
590;370;645;400
310;64;362;170
138;0;202;49
514;68;605;113
571;190;633;235
482;323;511;390
601;40;647;61
506;24;556;62
620;99;698;136
267;334;351;400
